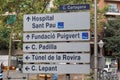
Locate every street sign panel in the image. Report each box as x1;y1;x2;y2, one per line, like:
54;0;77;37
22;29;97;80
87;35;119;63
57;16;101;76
23;53;90;63
23;31;90;42
23;42;90;52
23;64;90;74
23;12;90;31
59;4;90;11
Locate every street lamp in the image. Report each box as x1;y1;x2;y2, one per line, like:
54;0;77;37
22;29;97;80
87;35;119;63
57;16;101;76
98;40;104;60
98;40;104;80
98;40;104;65
98;40;104;50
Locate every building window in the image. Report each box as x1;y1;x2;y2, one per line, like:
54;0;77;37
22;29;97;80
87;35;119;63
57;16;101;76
108;4;119;12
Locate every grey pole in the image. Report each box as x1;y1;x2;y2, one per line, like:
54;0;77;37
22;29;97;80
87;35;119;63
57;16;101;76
94;0;98;80
7;33;12;78
98;40;104;80
45;74;47;80
66;74;70;80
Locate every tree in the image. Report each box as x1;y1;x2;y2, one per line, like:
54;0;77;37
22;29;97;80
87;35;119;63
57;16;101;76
0;0;102;50
103;17;120;55
0;0;93;49
0;0;50;49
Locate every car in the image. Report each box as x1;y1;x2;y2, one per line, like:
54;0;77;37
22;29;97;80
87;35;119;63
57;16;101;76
103;64;111;73
103;64;117;74
0;73;3;79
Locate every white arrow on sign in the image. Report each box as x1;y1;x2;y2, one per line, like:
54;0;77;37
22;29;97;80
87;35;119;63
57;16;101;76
23;42;90;52
23;64;90;74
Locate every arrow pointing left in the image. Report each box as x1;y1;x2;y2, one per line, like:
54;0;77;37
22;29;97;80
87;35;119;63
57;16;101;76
25;66;30;71
25;45;30;50
25;55;30;60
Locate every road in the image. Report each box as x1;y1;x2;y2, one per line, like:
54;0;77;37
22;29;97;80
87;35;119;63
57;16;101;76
3;70;27;80
118;71;120;80
2;70;120;80
2;70;90;80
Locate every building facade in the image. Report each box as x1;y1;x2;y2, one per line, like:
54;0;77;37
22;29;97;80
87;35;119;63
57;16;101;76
98;0;120;71
99;0;120;16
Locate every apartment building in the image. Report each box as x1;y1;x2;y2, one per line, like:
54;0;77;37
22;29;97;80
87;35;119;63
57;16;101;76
98;0;120;71
99;0;120;16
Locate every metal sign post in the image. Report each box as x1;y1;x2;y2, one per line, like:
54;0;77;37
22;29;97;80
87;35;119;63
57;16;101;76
94;0;98;80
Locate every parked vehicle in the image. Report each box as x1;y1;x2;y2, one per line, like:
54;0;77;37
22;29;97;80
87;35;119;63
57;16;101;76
103;64;117;73
103;57;118;73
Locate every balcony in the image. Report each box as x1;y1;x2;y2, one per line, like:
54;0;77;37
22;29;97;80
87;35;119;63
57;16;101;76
105;12;120;16
105;8;120;16
105;0;120;2
105;9;120;20
105;4;120;16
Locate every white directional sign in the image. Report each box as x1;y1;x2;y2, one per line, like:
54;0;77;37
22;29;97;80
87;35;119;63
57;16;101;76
23;11;91;74
23;12;90;31
23;53;90;63
23;42;90;52
23;31;90;42
23;64;90;74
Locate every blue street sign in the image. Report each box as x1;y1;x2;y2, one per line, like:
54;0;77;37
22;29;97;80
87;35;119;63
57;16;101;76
82;32;89;39
57;22;64;29
59;4;90;11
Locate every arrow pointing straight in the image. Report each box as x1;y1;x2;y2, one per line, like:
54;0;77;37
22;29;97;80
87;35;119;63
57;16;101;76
26;17;31;22
26;35;30;40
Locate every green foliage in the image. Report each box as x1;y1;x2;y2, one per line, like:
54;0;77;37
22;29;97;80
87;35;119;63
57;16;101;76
0;27;11;49
0;0;92;50
51;0;92;13
98;5;109;13
0;0;49;49
103;17;120;54
7;15;16;25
